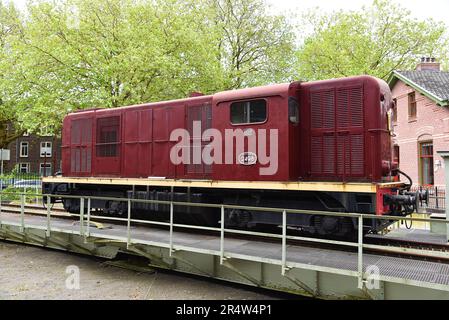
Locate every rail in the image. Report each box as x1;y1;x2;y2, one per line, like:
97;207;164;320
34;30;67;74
1;191;449;291
410;185;446;212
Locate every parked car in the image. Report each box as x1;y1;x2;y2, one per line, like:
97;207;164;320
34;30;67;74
0;179;12;190
12;180;42;189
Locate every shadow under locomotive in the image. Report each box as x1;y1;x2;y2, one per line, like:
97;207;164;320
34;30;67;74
44;182;427;240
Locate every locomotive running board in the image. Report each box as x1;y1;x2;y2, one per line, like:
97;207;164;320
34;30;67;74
42;176;405;194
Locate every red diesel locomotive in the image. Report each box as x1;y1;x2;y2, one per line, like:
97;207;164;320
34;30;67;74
43;75;426;237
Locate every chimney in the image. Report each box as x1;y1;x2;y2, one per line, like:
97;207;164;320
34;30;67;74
416;57;441;71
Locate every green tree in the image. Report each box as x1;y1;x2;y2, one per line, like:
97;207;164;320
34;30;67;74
0;1;25;148
210;0;297;88
0;0;298;141
1;0;225;136
296;0;449;81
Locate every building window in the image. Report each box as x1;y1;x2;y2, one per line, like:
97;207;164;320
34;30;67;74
408;92;417;120
40;163;52;176
96;116;120;157
19;163;30;173
20;142;29;157
40;141;52;157
419;142;434;186
23;131;29;137
393;145;400;167
230;99;267;124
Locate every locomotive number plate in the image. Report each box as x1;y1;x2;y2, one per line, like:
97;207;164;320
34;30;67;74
238;152;257;165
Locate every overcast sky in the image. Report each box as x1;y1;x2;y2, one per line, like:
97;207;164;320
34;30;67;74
266;0;449;23
8;0;449;24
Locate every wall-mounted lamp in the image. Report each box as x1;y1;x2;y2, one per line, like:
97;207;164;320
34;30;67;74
435;159;443;171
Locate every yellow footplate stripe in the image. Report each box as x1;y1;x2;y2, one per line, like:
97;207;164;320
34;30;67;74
43;176;404;193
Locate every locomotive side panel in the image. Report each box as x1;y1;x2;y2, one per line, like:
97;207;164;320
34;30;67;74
151;107;177;178
300;76;390;183
63;97;216;179
61;116;71;176
122;109;139;177
119;101;208;179
362;77;394;182
95;111;122;176
183;103;213;179
211;94;291;181
62;113;95;177
122;108;159;178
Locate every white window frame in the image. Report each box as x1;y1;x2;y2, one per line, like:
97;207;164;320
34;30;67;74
23;131;29;137
40;163;52;176
20;142;29;158
40;141;52;157
19;163;30;173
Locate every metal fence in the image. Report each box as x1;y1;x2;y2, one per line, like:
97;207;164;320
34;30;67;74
0;172;41;187
1;191;449;293
410;186;446;212
0;173;42;204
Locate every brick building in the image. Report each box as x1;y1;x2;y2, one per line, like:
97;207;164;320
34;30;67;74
388;58;449;187
3;131;62;176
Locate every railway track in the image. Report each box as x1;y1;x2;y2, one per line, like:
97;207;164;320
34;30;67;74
364;235;449;263
0;203;70;217
1;203;449;264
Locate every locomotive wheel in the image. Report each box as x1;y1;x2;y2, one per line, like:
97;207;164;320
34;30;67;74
226;209;252;229
313;216;354;238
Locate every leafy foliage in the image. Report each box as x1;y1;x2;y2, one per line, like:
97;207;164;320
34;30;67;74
209;0;297;88
0;0;297;140
1;185;40;203
1;0;226;134
296;0;449;81
0;0;448;145
0;2;24;147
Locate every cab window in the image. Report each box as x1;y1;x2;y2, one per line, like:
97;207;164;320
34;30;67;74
288;97;299;124
230;99;267;124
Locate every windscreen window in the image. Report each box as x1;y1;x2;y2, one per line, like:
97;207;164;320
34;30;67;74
230;99;267;124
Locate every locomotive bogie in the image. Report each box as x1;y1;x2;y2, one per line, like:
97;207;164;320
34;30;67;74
43;180;390;238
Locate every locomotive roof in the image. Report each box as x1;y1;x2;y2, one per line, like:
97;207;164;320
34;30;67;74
212;82;297;104
70;76;385;116
70;82;299;116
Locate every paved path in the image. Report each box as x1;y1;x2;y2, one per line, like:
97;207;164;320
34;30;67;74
0;241;294;300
